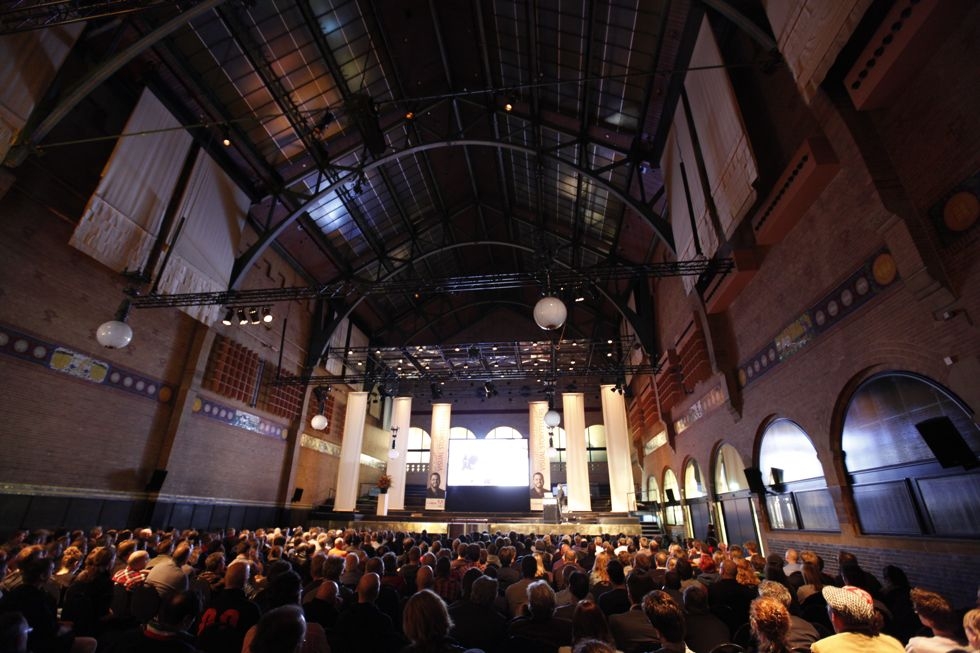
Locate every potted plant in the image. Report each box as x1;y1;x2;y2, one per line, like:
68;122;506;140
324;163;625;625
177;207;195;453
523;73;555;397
376;474;392;494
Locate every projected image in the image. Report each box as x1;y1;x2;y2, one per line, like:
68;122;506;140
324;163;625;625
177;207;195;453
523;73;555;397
447;438;530;487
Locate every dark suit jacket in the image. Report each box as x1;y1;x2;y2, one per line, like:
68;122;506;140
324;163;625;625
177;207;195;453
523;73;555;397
507;614;573;649
448;600;507;652
427;487;446;498
598;587;631;617
684;611;731;653
707;578;755;634
608;605;660;653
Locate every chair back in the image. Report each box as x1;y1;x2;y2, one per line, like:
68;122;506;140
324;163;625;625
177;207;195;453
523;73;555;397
131;584;162;623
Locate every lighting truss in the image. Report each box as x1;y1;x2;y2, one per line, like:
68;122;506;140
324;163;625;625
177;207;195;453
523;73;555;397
127;258;734;309
0;0;190;34
290;336;661;388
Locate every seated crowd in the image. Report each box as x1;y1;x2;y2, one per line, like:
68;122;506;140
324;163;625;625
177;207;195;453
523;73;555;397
0;526;976;653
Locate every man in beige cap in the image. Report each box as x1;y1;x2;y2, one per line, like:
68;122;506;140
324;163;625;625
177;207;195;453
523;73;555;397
812;585;904;652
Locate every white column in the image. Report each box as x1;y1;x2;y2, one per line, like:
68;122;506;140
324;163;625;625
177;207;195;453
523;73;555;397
376;492;389;516
334;391;368;512
563;392;591;512
426;403;451;511
601;385;635;513
387;396;412;510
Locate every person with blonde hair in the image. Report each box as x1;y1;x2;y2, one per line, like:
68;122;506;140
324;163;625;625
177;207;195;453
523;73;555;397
401;589;466;653
963;608;980;652
750;596;792;653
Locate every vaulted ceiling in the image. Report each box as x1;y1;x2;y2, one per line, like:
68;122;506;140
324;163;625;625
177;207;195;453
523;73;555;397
5;0;722;366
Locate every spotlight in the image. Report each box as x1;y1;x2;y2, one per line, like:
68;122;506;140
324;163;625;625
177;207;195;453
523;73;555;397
220;126;231;147
238;308;248;325
404;110;415;121
248;308;260;324
503;97;514;112
222;308;234;326
261;307;273;323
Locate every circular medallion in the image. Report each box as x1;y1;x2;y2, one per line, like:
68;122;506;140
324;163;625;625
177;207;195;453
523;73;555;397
33;346;47;359
828;300;839;317
872;253;898;286
856;277;870;295
192;397;203;412
13;339;28;353
0;333;8;347
841;289;854;307
943;190;979;232
157;387;172;403
815;310;826;326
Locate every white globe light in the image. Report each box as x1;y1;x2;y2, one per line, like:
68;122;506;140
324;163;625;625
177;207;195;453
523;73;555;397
96;320;133;349
388;448;400;460
533;296;567;330
544;409;561;428
310;414;328;430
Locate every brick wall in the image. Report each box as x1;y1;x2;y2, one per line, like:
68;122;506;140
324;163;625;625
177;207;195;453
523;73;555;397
641;3;980;612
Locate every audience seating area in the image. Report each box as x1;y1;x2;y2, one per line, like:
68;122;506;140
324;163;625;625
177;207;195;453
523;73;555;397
0;525;974;653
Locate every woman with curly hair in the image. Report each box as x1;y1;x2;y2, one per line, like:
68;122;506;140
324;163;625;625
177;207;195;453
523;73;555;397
750;596;792;653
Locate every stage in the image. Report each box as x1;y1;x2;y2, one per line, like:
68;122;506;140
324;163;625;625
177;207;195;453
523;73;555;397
309;510;644;537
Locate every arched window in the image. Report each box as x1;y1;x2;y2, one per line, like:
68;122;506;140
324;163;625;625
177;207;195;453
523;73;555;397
684;459;710;541
759;419;838;532
662;468;683;527
714;444;757;548
486;426;523;439
843;372;980;537
407;427;431;466
715;444;748;494
684;459;706;498
449;426;476;439
645;475;660;504
585;425;608;462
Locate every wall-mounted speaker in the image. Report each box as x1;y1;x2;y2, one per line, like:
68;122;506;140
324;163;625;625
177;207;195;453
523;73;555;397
770;467;786;492
291;487;304;503
743;467;767;494
665;489;677;505
145;469;168;492
915;416;978;470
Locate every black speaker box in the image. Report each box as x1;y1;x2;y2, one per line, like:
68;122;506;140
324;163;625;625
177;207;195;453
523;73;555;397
291;487;304;502
665;488;677;504
743;467;767;494
915;416;978;469
145;469;168;492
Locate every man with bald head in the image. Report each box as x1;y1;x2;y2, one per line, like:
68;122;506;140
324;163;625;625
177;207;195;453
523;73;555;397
330;572;405;652
197;561;261;653
415;564;434;593
304;580;342;630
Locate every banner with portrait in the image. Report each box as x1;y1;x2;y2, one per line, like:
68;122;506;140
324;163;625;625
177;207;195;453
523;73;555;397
528;401;551;510
425;402;451;511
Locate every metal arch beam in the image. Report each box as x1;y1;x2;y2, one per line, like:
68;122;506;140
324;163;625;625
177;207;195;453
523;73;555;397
6;0;227;163
231;137;675;288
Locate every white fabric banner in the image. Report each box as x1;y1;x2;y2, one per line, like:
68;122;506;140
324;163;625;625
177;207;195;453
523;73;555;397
562;393;592;513
334;392;368;511
528;401;550;510
387;396;413;510
601;385;637;513
426;403;451;511
71;88;193;273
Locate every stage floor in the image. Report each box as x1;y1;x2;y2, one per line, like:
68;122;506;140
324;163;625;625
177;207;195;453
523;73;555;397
310;512;643;537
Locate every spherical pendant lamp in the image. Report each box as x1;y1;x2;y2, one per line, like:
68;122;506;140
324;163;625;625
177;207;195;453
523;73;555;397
96;320;134;349
310;414;329;430
533;296;567;330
